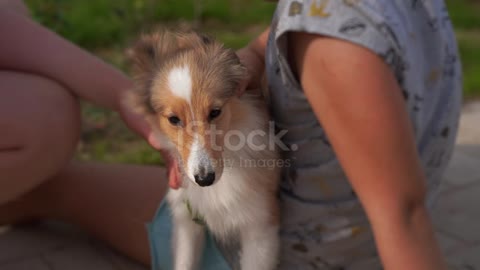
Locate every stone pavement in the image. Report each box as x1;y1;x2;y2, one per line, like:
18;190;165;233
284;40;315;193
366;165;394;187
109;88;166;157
434;101;480;270
1;102;480;270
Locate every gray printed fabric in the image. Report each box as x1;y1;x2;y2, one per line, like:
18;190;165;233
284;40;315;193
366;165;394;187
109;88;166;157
263;0;462;269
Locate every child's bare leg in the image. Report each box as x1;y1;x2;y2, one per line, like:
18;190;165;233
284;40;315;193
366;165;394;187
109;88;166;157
0;71;80;206
0;161;167;266
0;71;167;265
37;162;167;266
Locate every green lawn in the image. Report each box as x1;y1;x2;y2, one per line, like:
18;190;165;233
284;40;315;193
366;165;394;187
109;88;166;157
23;0;480;164
24;0;276;164
25;0;274;50
446;0;480;98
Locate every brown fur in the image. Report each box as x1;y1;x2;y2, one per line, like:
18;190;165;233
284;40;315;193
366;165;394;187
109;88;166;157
125;30;247;172
126;30;245;114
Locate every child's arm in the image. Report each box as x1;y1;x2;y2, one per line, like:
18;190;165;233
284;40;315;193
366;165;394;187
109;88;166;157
289;32;447;270
0;10;129;110
0;9;154;143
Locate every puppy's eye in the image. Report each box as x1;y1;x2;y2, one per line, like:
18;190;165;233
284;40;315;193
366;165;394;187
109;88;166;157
208;109;222;120
168;116;181;126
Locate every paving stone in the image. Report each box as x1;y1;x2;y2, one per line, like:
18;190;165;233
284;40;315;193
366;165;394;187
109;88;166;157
93;242;147;270
442;149;480;187
0;224;69;263
456;102;480;145
1;258;51;270
457;245;480;269
433;184;480;243
445;244;480;270
0;223;148;270
456;144;480;161
43;243;115;270
436;230;468;256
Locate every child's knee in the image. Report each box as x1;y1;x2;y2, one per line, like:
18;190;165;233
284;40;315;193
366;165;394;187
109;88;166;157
0;72;80;203
0;71;80;156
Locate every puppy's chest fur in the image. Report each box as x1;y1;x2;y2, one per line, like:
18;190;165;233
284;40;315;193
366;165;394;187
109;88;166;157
168;169;273;238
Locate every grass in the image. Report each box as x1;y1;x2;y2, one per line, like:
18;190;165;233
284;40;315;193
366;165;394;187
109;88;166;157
25;0;274;50
445;0;480;98
457;31;480;98
78;102;163;164
22;0;480;164
23;0;275;164
26;0;275;164
446;0;480;30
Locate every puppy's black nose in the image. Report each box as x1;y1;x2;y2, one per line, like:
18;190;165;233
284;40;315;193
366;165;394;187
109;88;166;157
194;172;215;187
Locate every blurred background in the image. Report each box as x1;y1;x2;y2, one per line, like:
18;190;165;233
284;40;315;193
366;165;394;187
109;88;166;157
23;0;480;165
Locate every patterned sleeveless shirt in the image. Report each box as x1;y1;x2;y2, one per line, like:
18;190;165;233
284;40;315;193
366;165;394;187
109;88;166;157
264;0;462;269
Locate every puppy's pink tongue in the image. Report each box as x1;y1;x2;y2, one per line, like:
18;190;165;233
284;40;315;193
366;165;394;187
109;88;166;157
168;161;182;189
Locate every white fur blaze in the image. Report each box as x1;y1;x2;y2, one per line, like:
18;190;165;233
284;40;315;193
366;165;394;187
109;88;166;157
187;134;213;182
167;66;192;104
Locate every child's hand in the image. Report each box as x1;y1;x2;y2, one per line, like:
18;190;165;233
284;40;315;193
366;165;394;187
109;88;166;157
117;96;182;189
236;46;264;96
236;27;270;96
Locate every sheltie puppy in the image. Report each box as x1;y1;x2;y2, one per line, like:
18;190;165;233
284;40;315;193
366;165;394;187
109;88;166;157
126;30;280;270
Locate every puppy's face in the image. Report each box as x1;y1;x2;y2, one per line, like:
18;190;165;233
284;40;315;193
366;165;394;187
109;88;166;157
127;31;245;187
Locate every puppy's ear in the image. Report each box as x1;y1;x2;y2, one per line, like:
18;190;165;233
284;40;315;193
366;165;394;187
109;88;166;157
198;33;214;45
225;49;248;93
124;34;161;116
127;32;173;77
